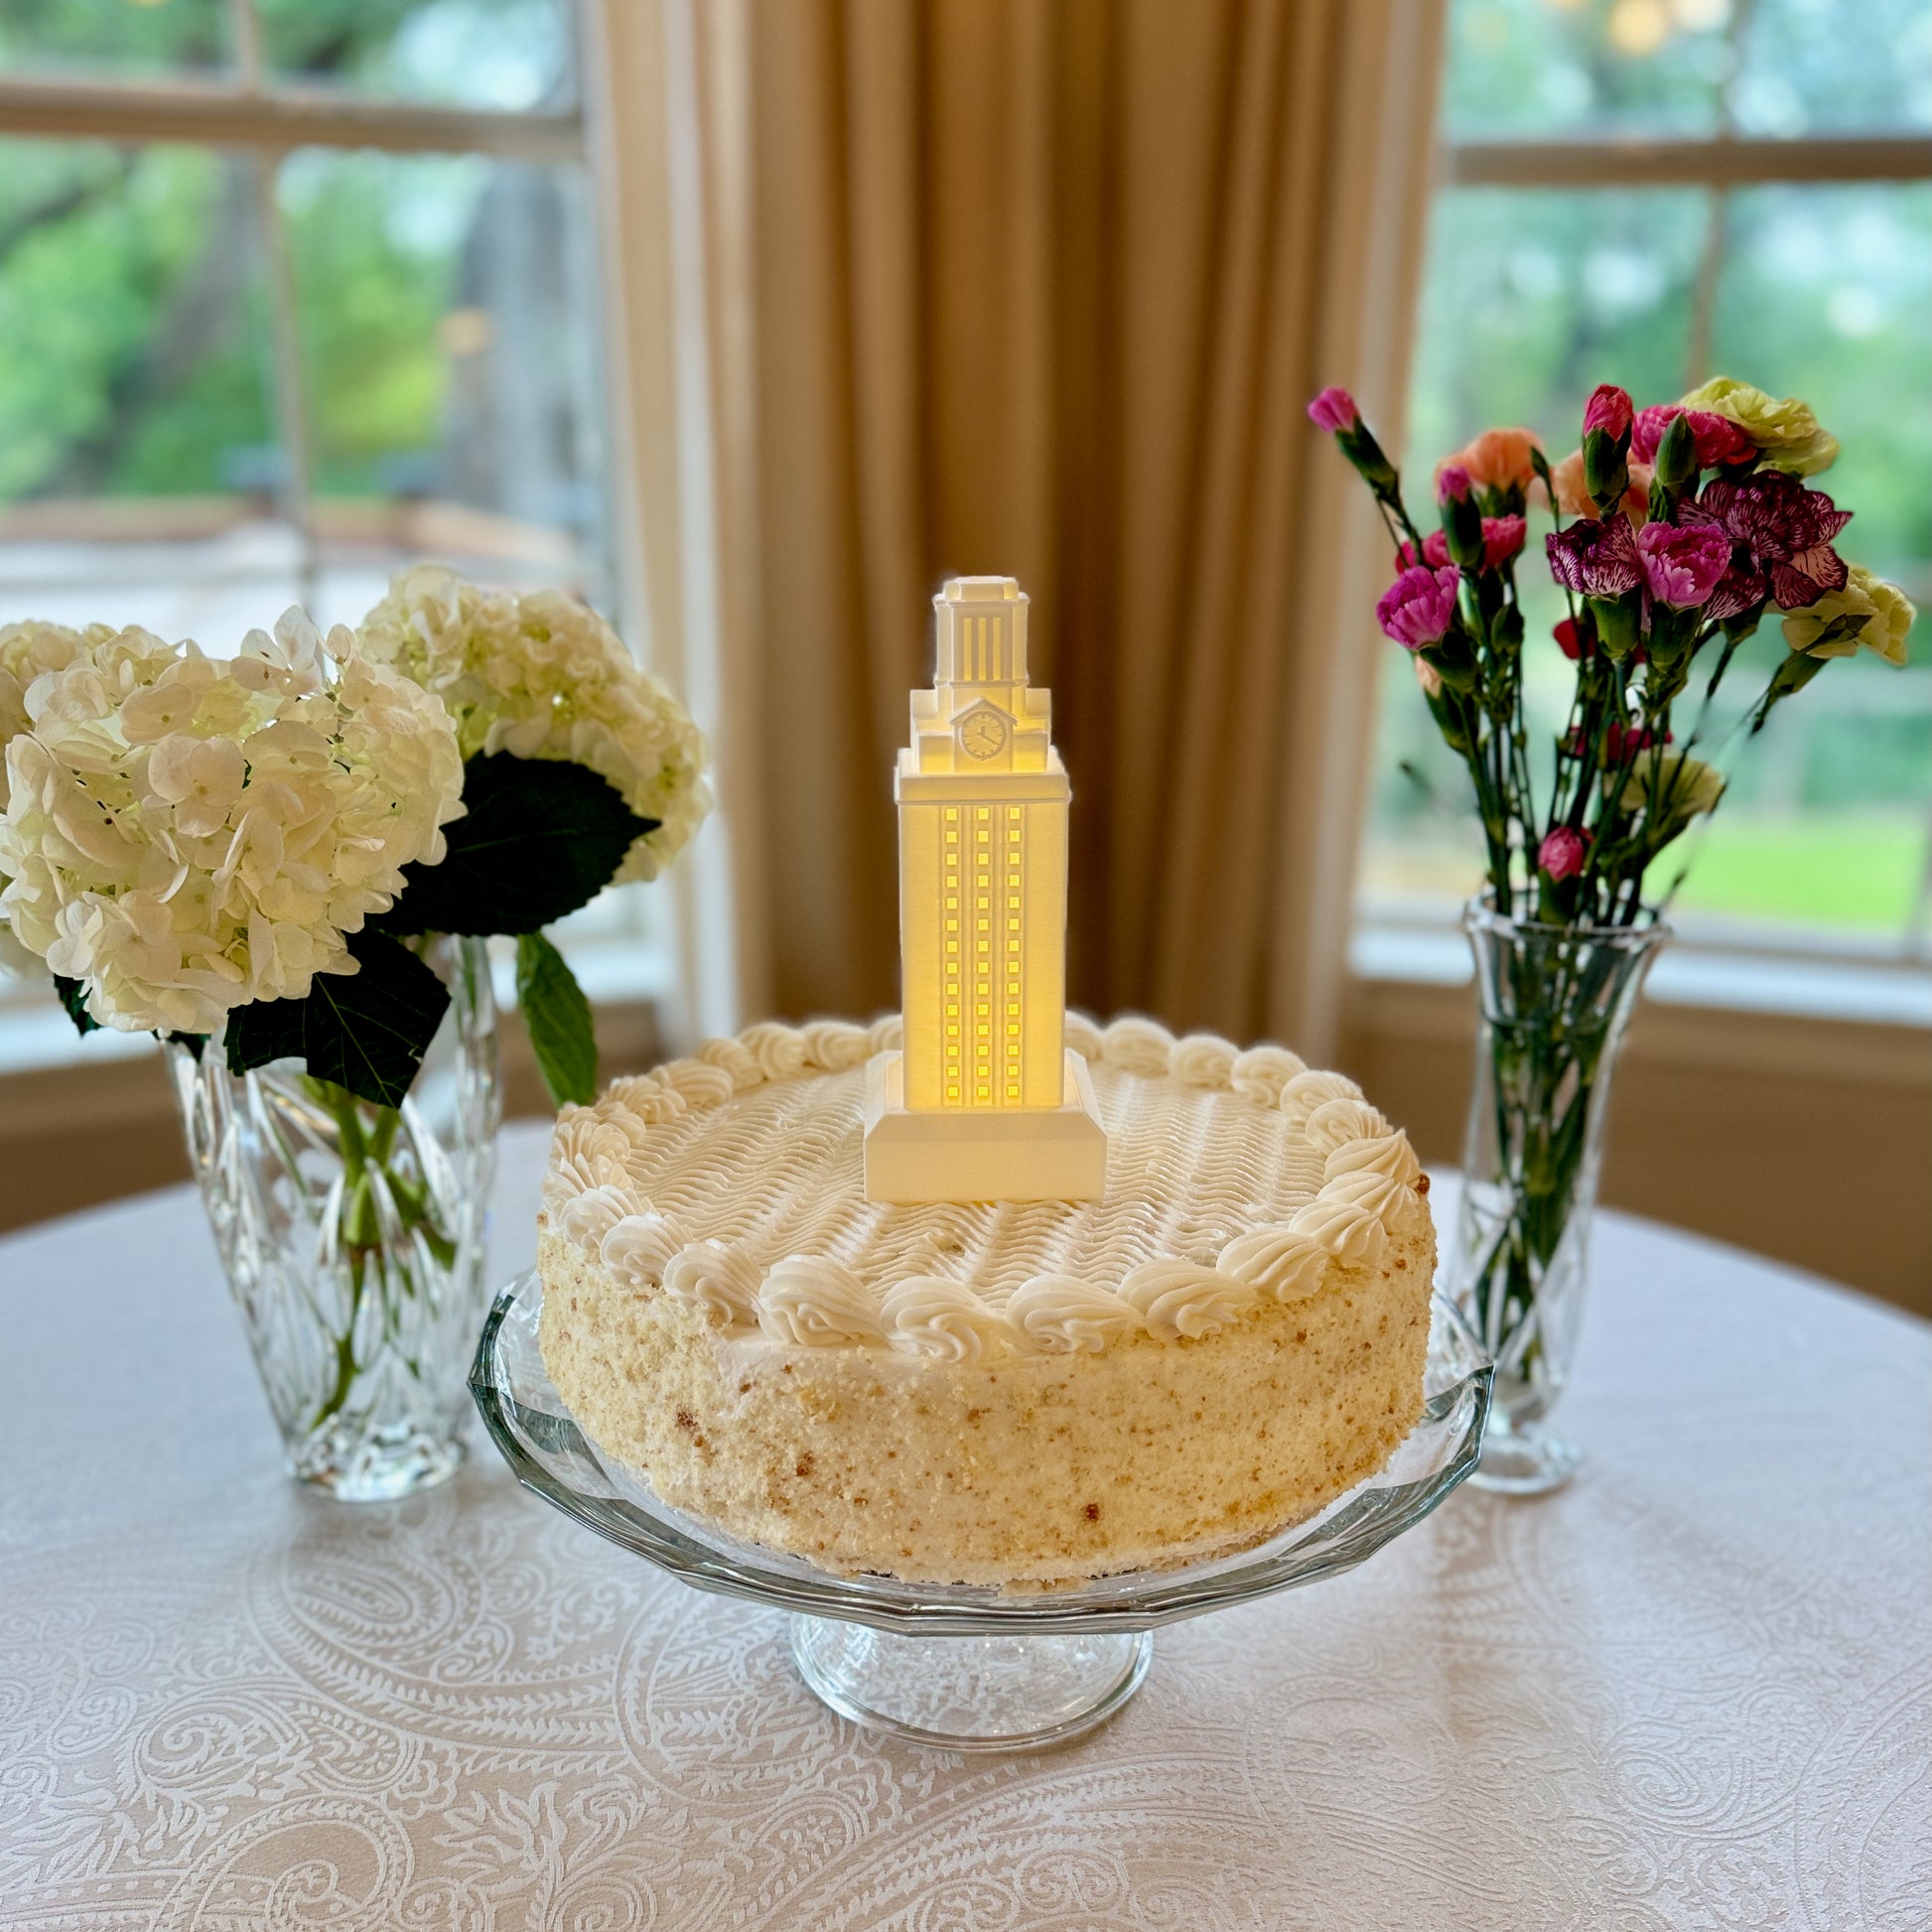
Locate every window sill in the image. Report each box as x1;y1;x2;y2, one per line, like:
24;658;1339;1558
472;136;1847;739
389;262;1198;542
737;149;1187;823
1349;921;1932;1030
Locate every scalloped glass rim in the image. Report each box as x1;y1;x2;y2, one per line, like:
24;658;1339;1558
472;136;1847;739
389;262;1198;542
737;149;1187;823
469;1272;1493;1637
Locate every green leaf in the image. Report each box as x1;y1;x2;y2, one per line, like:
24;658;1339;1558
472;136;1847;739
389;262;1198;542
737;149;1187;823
164;1030;206;1060
53;975;99;1036
516;929;598;1108
373;754;659;938
225;929;451;1108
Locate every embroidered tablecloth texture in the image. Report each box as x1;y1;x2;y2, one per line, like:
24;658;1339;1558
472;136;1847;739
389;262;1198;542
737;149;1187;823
2;1128;1926;1930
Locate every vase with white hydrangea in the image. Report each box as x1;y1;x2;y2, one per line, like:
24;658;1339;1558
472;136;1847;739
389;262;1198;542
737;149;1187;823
1311;375;1913;1493
0;580;709;1498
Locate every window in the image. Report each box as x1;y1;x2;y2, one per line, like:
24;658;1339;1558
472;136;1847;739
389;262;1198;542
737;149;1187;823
1356;0;1932;1020
0;0;671;1066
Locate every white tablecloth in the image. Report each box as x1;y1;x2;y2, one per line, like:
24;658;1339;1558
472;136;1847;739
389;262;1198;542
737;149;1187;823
2;1123;1927;1930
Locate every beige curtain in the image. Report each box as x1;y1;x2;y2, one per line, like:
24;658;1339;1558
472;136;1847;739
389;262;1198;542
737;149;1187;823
606;0;1442;1055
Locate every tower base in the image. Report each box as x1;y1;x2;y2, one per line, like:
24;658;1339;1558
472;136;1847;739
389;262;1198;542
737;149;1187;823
862;1050;1108;1204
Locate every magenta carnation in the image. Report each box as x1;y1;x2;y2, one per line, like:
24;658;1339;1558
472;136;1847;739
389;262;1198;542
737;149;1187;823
1636;520;1734;610
1538;826;1587;883
1376;565;1461;650
1683;472;1852;610
1583;384;1634;441
1546;515;1642;599
1398;529;1451;570
1482;514;1527;571
1307;386;1359;434
1437;464;1472;505
1631;404;1757;471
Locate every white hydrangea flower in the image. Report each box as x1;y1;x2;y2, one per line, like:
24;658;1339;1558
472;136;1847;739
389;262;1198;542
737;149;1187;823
0;610;465;1035
354;566;711;884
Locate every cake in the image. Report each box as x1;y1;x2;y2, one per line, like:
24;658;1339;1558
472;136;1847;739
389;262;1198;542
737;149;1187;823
535;1010;1434;1587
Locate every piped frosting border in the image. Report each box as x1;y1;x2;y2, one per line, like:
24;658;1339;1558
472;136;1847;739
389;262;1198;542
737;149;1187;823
541;1013;1429;1363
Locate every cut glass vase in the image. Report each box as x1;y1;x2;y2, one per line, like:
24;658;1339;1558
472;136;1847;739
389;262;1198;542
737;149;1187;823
168;935;501;1500
1446;899;1666;1494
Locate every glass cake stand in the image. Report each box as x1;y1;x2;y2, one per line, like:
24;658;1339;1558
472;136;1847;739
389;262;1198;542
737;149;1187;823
470;1272;1491;1753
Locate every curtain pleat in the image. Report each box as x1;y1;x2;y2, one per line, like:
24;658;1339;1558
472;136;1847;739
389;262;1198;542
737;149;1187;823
735;0;1425;1046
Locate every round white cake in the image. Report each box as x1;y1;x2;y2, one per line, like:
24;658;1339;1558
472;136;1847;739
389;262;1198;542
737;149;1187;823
536;1012;1434;1587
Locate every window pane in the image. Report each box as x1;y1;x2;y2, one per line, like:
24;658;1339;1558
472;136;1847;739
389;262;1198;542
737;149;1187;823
255;0;574;110
1733;0;1932;135
1679;183;1932;940
278;147;611;618
0;0;231;80
0;140;274;507
1441;0;1729;140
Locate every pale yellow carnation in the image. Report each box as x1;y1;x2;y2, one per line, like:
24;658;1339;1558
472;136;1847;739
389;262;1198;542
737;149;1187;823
1679;376;1838;477
0;611;464;1033
1619;749;1725;826
1780;565;1914;666
355;567;711;885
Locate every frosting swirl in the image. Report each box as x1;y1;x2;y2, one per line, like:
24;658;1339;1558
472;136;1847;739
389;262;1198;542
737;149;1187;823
865;1012;904;1054
1229;1044;1307;1106
603;1069;688;1126
1119;1260;1257;1340
757;1256;888;1346
1005;1274;1143;1353
599;1211;684;1290
880;1279;1008;1363
1061;1011;1104;1061
560;1182;634;1253
1281;1068;1365;1134
693;1035;762;1091
658;1058;737;1110
662;1239;762;1327
802;1019;872;1070
1303;1095;1392;1157
1101;1015;1175;1076
1216;1225;1329;1302
1288;1185;1390;1268
1323;1131;1422;1190
1169;1032;1239;1088
740;1022;809;1082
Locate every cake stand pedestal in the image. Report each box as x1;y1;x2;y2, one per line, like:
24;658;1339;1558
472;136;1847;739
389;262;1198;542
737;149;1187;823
471;1275;1490;1753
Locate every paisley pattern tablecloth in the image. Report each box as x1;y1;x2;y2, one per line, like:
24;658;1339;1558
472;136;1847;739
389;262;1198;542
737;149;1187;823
2;1127;1927;1930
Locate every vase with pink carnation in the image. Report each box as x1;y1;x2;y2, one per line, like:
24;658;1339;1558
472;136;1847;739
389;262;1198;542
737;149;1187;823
1312;378;1913;1491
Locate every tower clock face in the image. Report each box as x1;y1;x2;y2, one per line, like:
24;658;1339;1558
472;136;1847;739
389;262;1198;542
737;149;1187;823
959;709;1010;760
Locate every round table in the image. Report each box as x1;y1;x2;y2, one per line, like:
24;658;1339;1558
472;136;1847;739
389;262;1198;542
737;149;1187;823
2;1124;1926;1931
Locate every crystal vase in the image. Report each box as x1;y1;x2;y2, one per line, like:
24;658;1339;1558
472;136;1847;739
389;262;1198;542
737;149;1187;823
1446;900;1665;1495
168;936;501;1500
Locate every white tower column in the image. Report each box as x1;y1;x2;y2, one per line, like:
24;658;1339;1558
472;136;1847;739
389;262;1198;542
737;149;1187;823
864;577;1107;1204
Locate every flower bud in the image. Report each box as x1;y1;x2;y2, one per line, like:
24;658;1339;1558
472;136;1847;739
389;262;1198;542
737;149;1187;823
1653;410;1701;491
1306;386;1359;434
1582;427;1630;512
1582;384;1634;442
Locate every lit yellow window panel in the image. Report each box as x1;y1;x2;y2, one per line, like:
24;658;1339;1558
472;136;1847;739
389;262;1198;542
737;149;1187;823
946;918;958;931
1008;917;1021;930
945;1024;959;1037
978;918;990;931
945;1002;959;1018
1007;805;1021;819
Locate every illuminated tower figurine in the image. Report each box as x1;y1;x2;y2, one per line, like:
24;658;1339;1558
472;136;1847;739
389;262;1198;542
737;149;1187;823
863;576;1108;1203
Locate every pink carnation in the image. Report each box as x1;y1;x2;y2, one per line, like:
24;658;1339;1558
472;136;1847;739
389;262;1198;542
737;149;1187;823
1538;826;1587;883
1376;565;1461;651
1631;404;1758;471
1482;514;1527;571
1583;384;1634;441
1636;520;1735;610
1307;386;1359;434
1398;530;1451;570
1437;464;1473;505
